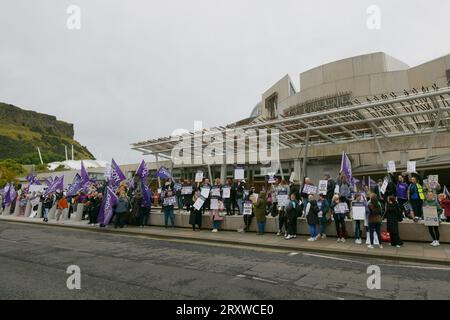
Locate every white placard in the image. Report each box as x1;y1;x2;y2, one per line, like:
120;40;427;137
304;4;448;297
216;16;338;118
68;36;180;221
268;175;276;184
211;187;221;197
250;193;259;203
29;185;46;193
193;197;205;210
423;206;439;226
407;161;416;173
277;194;289;206
351;202;366;220
334;185;340;195
303;184;318;195
200;187;210;198
195;171;204;183
318;180;328;195
181;186;193;195
210;198;219;210
157;188;162;194
243;201;253;215
335;202;349;214
289;172;296;183
428;175;439;189
222;187;231;199
234;167;245;180
387;161;396;173
163;196;177;206
380;179;388;194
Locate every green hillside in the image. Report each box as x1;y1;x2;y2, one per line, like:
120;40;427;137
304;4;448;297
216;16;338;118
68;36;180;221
0;102;94;164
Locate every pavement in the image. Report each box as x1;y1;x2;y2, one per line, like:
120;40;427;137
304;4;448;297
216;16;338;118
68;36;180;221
1;219;450;300
1;214;450;266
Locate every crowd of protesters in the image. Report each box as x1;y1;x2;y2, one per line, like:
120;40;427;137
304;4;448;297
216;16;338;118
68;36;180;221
2;170;449;249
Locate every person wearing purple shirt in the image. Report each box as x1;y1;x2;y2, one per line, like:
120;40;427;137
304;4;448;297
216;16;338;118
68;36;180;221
396;175;409;211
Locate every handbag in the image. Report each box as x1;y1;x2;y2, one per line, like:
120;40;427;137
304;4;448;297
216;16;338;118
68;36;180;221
381;231;391;242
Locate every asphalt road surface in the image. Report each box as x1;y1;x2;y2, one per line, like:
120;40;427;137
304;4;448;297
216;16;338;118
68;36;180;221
0;221;449;300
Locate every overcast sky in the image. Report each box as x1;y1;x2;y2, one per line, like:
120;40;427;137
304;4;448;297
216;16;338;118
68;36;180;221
1;0;449;164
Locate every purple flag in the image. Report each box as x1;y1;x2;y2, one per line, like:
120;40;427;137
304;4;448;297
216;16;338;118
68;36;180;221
67;174;83;197
109;159;126;191
97;186;118;225
444;185;449;196
44;177;54;187
9;187;17;206
135;160;149;179
44;176;64;196
362;176;366;188
3;184;12;207
80;161;90;184
155;166;171;179
340;152;352;181
141;181;152;207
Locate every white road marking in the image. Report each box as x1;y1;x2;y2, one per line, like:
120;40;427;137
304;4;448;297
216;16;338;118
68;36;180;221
302;253;362;264
288;252;299;256
251;276;278;284
379;263;450;271
0;238;18;243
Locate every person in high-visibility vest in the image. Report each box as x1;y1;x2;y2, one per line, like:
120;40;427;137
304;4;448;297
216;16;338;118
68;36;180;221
407;176;425;219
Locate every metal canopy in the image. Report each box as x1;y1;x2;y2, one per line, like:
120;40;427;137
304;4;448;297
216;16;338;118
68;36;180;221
131;86;450;158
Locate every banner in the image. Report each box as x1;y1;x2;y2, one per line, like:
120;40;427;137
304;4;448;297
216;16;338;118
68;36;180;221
97;186;118;225
318;180;328;195
155;166;171;180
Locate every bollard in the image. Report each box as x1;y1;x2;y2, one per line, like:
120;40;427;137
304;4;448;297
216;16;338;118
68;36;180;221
74;203;84;221
2;205;11;216
25;200;32;217
36;202;43;218
48;204;56;220
13;200;20;216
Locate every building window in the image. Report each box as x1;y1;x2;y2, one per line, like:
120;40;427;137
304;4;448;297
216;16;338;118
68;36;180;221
265;93;278;119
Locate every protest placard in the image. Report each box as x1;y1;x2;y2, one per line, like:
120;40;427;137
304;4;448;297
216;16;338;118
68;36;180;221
193;197;205;210
335;202;349;214
195;171;204;183
318;180;328;195
407;161;416;173
302;184;318;195
277;194;289;206
210;198;219;210
211;187;221;197
173;183;182;192
428;175;439;189
380;178;388;194
222;187;230;199
234;167;245;180
289;172;296;183
29;185;46;193
423;206;439;226
351;202;366;220
250;193;259;203
243;201;253;215
268;175;276;184
163;196;177;206
181;186;193;195
200;187;210;198
387;161;396;173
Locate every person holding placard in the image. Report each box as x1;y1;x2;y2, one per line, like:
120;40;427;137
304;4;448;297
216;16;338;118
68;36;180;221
408;176;425;219
324;174;336;203
305;196;320;241
352;194;367;244
318;194;330;239
367;194;383;249
163;189;175;228
438;193;450;222
254;191;268;235
300;177;312;214
383;196;403;247
201;179;212;215
337;174;353;210
285;193;301;240
189;191;202;231
423;192;443;247
222;178;232;216
331;195;347;243
236;180;245;215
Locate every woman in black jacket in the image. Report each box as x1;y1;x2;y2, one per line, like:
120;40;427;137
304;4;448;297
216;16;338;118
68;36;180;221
383;196;403;247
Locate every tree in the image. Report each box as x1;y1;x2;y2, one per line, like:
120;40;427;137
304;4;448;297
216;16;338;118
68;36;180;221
0;159;25;188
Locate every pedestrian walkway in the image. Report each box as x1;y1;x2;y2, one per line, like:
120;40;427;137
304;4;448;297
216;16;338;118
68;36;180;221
1;215;449;266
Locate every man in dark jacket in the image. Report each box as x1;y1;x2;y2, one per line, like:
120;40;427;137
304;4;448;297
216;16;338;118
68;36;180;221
325;174;336;203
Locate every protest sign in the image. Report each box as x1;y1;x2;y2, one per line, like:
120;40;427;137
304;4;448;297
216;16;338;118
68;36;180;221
289;172;296;183
277;194;289;206
163;196;177;206
234;167;245;180
380;178;388;194
318;180;328;195
173;183;182;192
29;185;46;194
211;187;221;197
250;193;259;203
181;186;193;195
302;184;318;195
335;202;349;214
403;202;413;213
193;197;205;210
243;201;253;215
222;187;230;199
407;161;416;173
351;202;366;220
334;185;340;195
387;161;396;173
195;171;204;183
428;175;439;189
200;187;210;198
268;175;276;184
423;206;439;226
210;198;219;210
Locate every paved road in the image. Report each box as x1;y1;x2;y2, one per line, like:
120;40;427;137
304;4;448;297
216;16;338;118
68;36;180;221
0;221;449;300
